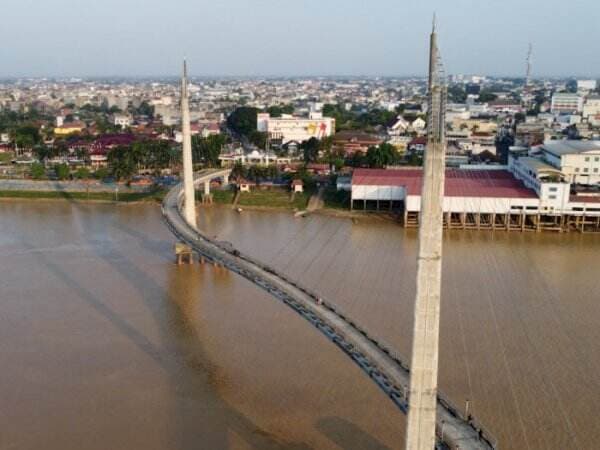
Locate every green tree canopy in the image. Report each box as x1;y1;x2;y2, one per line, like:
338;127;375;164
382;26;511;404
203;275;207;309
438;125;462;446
266;104;294;117
108;146;137;181
478;91;498;103
227;107;258;136
248;130;267;149
14;125;41;149
30;162;45;179
74;167;91;179
366;143;401;168
54;163;70;180
192;134;226;167
300;137;320;163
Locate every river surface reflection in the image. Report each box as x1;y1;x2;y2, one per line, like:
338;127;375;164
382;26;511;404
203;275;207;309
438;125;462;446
1;201;599;449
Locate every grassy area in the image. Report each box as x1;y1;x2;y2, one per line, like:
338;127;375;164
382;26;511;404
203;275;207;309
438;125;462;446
0;153;13;163
0;189;166;203
323;186;351;210
230;188;311;210
204;189;235;204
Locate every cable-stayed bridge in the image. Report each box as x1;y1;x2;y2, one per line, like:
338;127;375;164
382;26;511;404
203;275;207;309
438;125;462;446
161;169;496;450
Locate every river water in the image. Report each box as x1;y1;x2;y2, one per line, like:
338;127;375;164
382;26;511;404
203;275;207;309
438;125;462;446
1;201;599;450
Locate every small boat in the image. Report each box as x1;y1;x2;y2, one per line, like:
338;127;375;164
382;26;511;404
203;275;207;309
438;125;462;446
236;207;243;213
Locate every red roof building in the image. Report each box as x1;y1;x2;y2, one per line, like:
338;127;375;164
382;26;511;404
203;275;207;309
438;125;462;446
352;168;537;198
351;168;540;213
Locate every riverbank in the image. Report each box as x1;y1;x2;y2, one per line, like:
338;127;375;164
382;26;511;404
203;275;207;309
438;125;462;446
209;188;313;210
0;189;166;203
201;201;400;222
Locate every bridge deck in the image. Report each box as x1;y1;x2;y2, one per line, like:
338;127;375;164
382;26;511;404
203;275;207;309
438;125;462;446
162;169;496;450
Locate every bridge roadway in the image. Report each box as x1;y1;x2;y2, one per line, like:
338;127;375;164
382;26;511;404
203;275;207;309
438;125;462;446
161;169;496;450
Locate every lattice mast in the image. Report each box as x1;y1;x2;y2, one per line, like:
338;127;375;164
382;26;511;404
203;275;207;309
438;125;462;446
406;15;447;450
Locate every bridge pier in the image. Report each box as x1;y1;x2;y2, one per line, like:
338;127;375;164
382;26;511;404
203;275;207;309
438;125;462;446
201;180;213;204
175;243;195;265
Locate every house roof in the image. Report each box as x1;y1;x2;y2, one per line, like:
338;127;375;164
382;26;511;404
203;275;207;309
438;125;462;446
333;130;382;144
541;140;600;156
409;137;427;146
352;168;538;199
516;157;562;175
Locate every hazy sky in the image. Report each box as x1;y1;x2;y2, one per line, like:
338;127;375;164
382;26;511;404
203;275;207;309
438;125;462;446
1;0;599;78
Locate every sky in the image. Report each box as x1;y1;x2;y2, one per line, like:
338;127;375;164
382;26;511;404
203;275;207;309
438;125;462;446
1;0;599;78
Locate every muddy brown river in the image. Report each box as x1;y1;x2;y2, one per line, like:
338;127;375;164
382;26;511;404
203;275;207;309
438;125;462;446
1;201;599;449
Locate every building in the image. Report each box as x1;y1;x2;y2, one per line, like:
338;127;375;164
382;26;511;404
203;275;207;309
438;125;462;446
54;121;86;136
583;96;600;122
516;123;546;147
551;93;584;114
332;131;382;155
538;140;600;185
350;167;600;231
114;114;133;129
256;112;335;144
577;80;597;92
509;156;569;210
291;179;304;193
351;167;538;211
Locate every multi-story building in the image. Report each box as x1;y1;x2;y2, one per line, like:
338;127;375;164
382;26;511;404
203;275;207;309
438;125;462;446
551;93;584;114
583;95;600;123
256;112;335;145
539;140;600;185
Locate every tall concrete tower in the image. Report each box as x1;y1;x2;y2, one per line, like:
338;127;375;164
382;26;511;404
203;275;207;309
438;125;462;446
406;16;447;450
181;60;197;228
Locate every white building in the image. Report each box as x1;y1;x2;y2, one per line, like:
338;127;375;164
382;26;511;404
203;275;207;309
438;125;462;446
577;80;597;92
256;112;335;144
551;93;584;114
538;140;600;185
114;114;133;129
509;156;570;211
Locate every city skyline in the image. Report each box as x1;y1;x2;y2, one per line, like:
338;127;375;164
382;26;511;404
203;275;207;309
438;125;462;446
2;0;600;78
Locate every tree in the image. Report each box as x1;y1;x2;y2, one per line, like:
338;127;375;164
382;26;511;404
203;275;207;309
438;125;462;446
266;104;294;117
133;101;155;118
14;125;41;149
406;152;423;167
348;151;368;168
448;85;467;103
30;162;45;179
192;134;226;167
248;130;267;149
366;143;401;168
301;137;320;163
478;91;498;103
94;167;110;180
227;107;258;136
32;144;54;163
74;167;91;179
54;163;70;180
230;162;247;180
108;146;136;181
